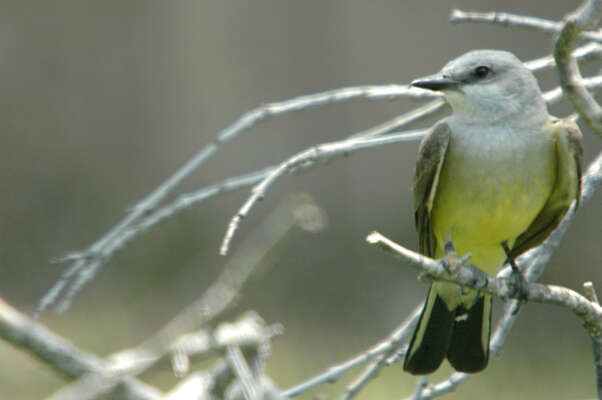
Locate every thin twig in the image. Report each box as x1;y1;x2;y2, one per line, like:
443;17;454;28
46;203;293;400
410;376;429;400
412;373;469;400
227;345;261;400
220;129;428;255
451;9;602;42
282;306;421;398
95;100;448;264
555;0;602;137
35;85;436;314
584;282;602;399
368;230;602;323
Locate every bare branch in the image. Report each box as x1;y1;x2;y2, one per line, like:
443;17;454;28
451;9;602;42
584;282;602;399
368;229;602;381
410;376;429;400
46;202;293;400
220;129;428;255
365;216;602;329
227;345;261;400
36;85;437;315
0;297;161;400
282;307;421;398
555;0;602;137
410;373;469;400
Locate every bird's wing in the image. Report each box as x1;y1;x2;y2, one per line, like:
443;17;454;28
510;118;583;258
413;120;452;257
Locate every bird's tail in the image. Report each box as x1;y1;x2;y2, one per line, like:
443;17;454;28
403;285;491;375
447;293;491;373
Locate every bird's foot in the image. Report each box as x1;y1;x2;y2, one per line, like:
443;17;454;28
501;241;528;314
442;241;487;293
441;241;467;272
467;264;489;292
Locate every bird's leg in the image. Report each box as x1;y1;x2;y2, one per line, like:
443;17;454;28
501;240;528;307
442;240;460;269
442;240;488;294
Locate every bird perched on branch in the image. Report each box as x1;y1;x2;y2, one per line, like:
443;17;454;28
404;50;583;374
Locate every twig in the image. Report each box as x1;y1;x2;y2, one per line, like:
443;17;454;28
35;85;437;315
45;203;293;400
451;9;602;42
163;372;210;400
584;282;602;399
220;129;428;255
411;376;429;400
0;298;161;400
282;306;421;398
368;231;602;321
93;100;448;264
227;345;261;400
555;0;602;137
524;42;602;71
411;373;469;400
340;314;419;400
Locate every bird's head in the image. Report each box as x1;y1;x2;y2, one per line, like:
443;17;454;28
411;50;547;124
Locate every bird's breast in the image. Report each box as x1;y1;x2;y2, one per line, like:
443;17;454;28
431;123;556;271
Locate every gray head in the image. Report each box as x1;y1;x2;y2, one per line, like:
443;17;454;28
412;50;548;124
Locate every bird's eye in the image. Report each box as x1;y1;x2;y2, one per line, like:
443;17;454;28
474;65;490;78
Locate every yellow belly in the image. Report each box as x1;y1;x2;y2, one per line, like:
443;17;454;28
431;134;556;275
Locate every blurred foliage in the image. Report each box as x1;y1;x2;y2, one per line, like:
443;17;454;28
0;0;599;399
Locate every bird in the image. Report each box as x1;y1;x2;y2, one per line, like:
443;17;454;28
403;49;583;374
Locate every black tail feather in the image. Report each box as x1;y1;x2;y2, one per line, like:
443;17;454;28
447;294;492;373
403;287;455;375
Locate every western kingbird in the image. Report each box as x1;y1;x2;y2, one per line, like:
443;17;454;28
403;50;583;374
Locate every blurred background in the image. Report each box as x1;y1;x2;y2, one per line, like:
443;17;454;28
0;0;600;399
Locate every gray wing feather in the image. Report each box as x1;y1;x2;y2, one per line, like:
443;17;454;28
413;120;451;257
510;118;583;258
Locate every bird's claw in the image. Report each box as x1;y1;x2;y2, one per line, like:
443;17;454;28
509;267;529;303
441;241;486;292
501;240;528;313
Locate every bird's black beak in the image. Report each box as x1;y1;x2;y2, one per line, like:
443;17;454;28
411;74;459;91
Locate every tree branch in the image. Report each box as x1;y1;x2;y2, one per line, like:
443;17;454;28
282;306;421;398
555;0;602;137
368;231;600;323
35;85;437;315
0;297;161;400
451;9;602;42
219;129;428;255
584;282;602;398
44;201;293;400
